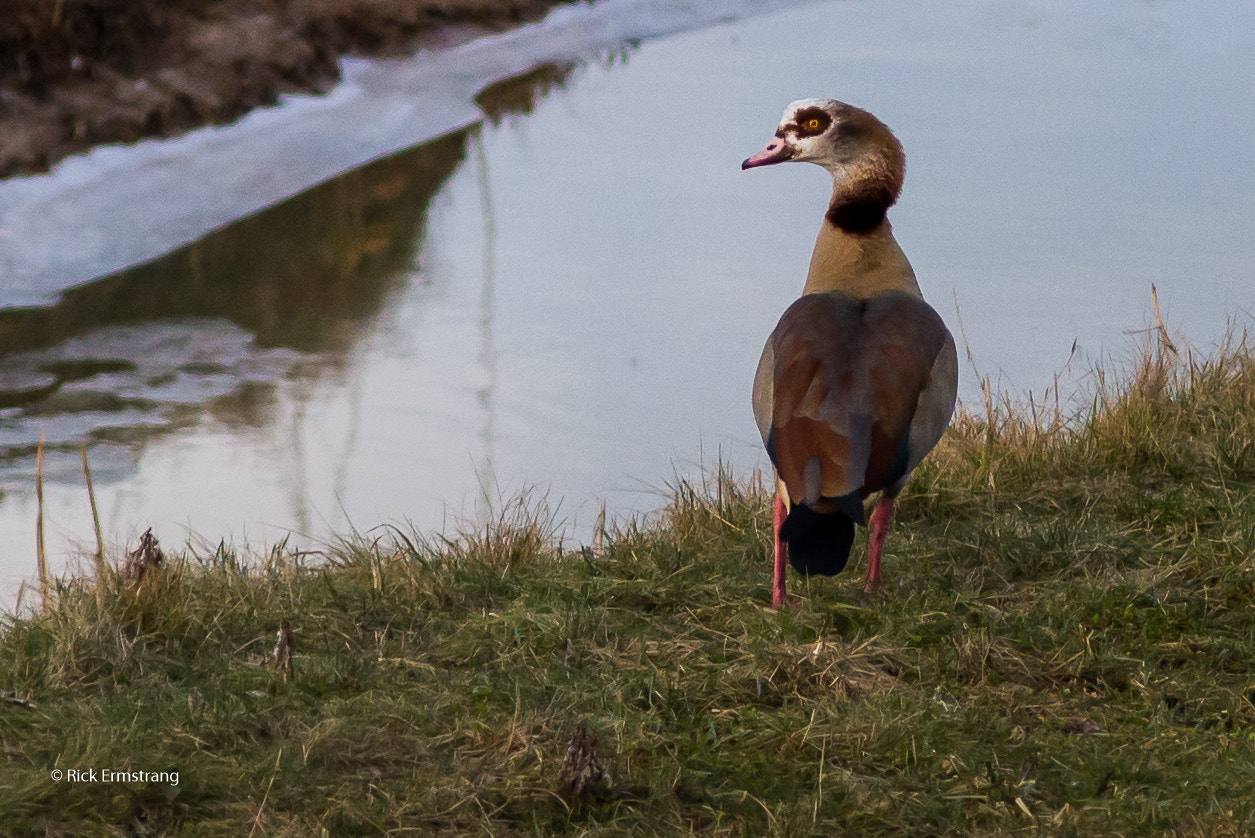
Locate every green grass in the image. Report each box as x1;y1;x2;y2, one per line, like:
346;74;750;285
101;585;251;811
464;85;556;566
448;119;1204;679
1;327;1254;836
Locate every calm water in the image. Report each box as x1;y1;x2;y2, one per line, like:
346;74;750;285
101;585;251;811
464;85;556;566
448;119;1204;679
2;0;1253;598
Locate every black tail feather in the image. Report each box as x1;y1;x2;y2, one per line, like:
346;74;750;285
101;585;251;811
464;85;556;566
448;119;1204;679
780;504;856;576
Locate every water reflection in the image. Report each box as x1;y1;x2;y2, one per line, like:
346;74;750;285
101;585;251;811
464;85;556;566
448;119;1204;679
0;57;588;499
0;56;596;596
475;62;577;127
470;61;577;514
0;130;471;490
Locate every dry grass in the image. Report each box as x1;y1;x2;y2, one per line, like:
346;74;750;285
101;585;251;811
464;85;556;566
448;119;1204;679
1;324;1254;835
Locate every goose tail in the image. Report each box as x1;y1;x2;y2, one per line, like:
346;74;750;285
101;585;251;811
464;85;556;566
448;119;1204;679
779;502;858;576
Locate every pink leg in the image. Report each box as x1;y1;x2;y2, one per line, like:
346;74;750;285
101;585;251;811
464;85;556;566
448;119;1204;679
772;493;789;607
864;495;895;592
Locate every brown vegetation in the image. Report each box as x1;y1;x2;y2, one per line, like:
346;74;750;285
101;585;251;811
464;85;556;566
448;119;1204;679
0;0;572;176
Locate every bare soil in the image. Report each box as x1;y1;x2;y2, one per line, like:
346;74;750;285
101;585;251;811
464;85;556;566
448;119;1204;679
0;0;574;178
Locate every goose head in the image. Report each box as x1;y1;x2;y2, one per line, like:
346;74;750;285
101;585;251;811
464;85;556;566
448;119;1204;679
742;99;906;230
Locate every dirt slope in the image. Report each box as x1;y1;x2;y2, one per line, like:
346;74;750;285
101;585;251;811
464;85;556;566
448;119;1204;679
0;0;572;177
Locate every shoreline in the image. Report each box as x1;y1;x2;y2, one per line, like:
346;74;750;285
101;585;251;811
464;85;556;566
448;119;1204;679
0;0;807;306
0;0;574;178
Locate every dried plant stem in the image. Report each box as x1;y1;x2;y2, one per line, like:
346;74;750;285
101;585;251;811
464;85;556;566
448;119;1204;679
1151;283;1178;357
273;620;295;682
36;432;48;611
248;747;284;838
593;501;607;557
82;444;107;609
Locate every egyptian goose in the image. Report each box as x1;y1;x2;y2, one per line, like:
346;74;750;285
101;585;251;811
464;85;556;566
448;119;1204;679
743;99;958;605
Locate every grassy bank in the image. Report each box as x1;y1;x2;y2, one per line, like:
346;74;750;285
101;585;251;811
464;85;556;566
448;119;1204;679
2;328;1254;836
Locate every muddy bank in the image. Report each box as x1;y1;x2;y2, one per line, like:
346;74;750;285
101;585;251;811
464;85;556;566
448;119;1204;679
0;0;574;178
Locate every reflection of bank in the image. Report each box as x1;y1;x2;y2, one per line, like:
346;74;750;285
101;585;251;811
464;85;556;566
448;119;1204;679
0;128;470;499
0;59;579;512
0;128;472;358
470;62;575;517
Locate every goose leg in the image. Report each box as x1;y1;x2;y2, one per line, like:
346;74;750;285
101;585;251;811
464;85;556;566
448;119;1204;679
864;495;895;592
772;492;789;607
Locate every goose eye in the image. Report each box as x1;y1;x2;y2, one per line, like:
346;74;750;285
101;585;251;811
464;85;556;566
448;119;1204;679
805;118;822;131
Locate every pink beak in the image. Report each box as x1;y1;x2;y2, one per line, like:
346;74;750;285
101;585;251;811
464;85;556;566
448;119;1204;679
742;136;793;169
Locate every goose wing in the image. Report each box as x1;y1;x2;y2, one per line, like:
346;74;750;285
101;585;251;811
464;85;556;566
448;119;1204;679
753;290;956;508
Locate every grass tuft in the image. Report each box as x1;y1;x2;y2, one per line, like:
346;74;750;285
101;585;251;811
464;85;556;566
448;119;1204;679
2;324;1254;835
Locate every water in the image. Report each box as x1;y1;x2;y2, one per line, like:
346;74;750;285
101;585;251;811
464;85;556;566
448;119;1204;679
2;0;1253;600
